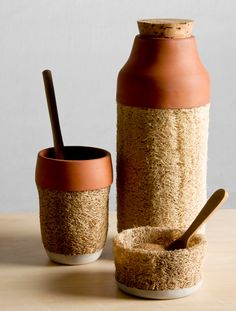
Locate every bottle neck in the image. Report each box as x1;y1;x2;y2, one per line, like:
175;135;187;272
117;35;210;109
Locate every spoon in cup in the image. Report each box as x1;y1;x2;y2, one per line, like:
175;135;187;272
42;69;65;159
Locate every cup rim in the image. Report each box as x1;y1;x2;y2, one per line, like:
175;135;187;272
38;146;111;163
36;146;113;191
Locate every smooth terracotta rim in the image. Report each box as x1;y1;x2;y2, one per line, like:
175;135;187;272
35;146;113;191
117;35;210;109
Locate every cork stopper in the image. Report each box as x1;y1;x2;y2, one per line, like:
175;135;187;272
137;18;193;38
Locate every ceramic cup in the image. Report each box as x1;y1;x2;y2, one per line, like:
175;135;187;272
113;226;207;299
35;146;113;265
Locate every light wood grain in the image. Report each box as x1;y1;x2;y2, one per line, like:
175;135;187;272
0;210;235;311
167;189;228;250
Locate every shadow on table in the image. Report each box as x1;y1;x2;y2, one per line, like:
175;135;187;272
0;233;57;267
46;270;133;300
0;234;114;267
100;236;114;260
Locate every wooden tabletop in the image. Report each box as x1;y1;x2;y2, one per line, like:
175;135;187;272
0;210;235;311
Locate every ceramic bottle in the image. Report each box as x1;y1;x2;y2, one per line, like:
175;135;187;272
116;19;210;232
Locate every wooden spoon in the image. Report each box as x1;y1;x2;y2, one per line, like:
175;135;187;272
166;188;228;250
138;189;228;252
42;69;65;159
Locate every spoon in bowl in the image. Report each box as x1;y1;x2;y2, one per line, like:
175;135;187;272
166;188;228;250
139;189;228;251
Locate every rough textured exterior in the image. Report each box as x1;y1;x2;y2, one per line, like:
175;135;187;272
113;226;207;291
117;103;209;232
38;187;110;255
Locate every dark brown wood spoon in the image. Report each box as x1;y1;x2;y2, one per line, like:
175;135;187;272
42;69;65;159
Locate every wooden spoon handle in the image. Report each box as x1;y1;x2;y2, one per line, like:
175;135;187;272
181;189;228;244
42;70;64;159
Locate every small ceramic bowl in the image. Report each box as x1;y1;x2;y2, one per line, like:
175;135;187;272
113;226;207;299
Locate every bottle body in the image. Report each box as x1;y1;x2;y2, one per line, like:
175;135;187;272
117;35;210;232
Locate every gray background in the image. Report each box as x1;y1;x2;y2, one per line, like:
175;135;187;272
0;0;234;212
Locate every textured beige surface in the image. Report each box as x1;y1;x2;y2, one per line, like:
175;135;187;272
117;103;209;232
137;18;193;38
38;187;110;255
0;210;236;310
113;226;206;291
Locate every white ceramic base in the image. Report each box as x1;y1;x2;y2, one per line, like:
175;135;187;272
46;249;103;265
117;280;203;299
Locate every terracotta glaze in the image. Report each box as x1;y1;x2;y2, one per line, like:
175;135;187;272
35;146;113;192
117;35;210;109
